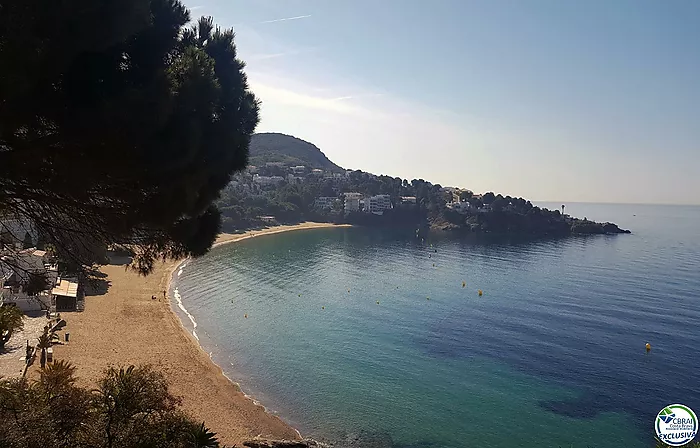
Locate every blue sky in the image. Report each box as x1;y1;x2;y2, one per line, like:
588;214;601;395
187;0;699;204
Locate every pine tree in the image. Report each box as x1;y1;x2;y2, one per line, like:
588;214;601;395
0;1;259;274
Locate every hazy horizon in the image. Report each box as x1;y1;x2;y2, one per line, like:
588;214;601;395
188;0;699;206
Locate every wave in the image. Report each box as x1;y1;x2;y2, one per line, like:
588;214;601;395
173;287;199;341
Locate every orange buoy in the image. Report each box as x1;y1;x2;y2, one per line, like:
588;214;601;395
478;290;483;296
645;343;651;352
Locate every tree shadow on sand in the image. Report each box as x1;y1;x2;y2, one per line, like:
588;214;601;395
106;253;133;266
83;270;111;297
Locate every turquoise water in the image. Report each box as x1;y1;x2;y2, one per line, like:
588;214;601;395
171;203;700;447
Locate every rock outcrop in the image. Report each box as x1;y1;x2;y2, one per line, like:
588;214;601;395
601;222;631;234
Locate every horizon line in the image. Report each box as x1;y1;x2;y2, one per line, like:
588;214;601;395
532;200;700;207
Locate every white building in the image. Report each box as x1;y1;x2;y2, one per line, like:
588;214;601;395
253;174;284;186
0;249;60;312
401;196;417;204
311;169;324;176
446;201;472;214
314;197;338;210
366;195;392;214
291;165;306;174
344;193;363;212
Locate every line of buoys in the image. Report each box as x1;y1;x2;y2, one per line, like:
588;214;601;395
645;343;651;352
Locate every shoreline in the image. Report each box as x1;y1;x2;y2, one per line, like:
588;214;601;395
212;221;353;249
52;222;350;446
165;221;353;436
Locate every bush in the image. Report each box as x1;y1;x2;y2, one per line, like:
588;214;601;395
0;306;24;349
0;363;222;448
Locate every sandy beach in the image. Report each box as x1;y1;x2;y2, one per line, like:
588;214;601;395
47;221;350;445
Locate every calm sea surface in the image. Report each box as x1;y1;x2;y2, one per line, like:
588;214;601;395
171;203;700;448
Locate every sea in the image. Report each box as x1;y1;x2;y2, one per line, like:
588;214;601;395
170;203;700;448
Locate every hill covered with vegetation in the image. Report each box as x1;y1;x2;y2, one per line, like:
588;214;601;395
218;165;630;237
218;133;630;236
249;133;344;172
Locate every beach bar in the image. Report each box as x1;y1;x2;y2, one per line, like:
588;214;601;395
51;278;79;311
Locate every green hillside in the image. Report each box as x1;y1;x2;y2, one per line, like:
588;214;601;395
249;133;344;172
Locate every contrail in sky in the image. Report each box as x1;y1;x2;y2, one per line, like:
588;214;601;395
259;15;311;24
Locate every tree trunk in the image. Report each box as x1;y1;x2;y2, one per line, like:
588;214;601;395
40;349;46;369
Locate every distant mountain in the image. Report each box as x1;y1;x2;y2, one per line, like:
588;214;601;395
248;133;343;172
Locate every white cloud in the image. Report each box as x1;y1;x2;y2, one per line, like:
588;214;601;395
246;70;498;188
251;81;368;116
245;66;613;200
237;27;598;198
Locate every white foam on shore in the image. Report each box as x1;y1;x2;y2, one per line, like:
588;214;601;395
167;235;322;440
173;287;198;341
